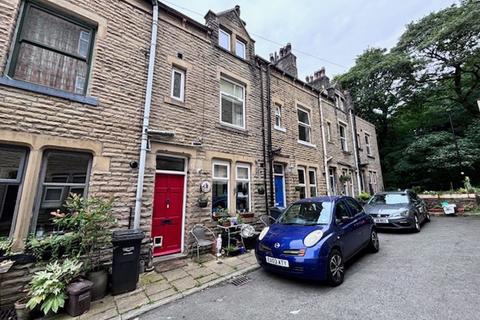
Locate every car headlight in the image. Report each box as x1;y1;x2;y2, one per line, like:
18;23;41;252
303;230;324;247
259;227;269;241
400;210;410;217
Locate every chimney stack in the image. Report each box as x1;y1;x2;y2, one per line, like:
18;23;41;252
269;43;298;78
306;67;330;90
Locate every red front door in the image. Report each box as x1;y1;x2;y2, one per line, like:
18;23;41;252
152;173;184;256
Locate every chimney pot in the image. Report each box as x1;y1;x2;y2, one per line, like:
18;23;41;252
234;5;240;16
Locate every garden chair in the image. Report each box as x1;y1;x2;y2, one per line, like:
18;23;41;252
189;224;216;262
259;214;276;227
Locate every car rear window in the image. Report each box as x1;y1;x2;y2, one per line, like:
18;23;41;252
278;201;332;225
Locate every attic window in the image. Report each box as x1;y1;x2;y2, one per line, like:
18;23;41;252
235;39;246;59
219;29;230;51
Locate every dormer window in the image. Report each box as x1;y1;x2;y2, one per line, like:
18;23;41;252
219;29;230;51
235;39;246;59
336;96;346;112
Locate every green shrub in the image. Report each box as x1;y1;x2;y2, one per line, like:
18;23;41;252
356;192;371;202
26;258;83;315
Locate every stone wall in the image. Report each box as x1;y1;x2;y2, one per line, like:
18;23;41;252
420;194;480;212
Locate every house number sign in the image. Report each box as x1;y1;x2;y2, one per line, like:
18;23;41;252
200;181;211;193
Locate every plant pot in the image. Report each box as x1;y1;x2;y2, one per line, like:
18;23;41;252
86;269;108;301
198;198;209;208
240;213;254;218
15;299;32;320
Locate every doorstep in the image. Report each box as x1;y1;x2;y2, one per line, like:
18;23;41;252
51;251;259;320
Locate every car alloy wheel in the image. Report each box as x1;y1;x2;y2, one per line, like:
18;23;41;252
369;230;379;253
414;215;421;233
328;250;344;286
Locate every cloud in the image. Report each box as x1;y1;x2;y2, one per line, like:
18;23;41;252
161;0;458;79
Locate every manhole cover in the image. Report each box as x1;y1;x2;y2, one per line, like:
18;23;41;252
230;275;251;286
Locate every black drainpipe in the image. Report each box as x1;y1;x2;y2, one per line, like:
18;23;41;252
258;60;269;214
266;64;275;208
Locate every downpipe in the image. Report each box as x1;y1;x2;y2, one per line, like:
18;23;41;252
133;1;159;230
318;93;331;196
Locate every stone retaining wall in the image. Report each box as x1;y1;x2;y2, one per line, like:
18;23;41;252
419;194;480;212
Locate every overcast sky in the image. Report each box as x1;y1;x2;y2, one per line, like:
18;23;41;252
162;0;458;79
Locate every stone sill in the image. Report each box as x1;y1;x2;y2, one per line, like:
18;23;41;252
0;76;98;106
216;123;249;136
163;96;190;110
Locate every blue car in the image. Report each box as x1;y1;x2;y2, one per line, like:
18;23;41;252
255;196;379;286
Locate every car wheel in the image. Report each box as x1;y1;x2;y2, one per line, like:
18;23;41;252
413;215;421;233
367;229;379;253
425;212;431;222
327;249;345;287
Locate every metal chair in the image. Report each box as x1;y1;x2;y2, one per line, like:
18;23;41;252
189;224;216;262
259;215;276;227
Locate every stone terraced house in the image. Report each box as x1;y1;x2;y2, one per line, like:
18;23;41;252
0;0;382;307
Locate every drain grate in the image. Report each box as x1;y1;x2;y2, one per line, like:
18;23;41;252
0;306;16;320
230;275;251;286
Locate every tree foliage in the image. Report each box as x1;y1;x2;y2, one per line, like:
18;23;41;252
336;0;480;190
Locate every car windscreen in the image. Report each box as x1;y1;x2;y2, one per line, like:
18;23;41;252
278;201;332;225
369;194;409;205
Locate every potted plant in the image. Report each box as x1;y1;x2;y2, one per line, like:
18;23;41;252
57;195;116;301
339;174;351;184
198;194;209;208
218;217;231;227
26;258;83;316
226;245;241;256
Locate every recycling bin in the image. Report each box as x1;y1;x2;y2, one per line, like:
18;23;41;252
65;280;93;317
111;229;144;295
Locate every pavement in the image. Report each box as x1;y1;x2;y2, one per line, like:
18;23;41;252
53;251;259;320
140;216;480;320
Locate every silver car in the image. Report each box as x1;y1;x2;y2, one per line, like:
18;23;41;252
364;191;430;232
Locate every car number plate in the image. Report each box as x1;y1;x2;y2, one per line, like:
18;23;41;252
374;218;389;224
266;256;289;268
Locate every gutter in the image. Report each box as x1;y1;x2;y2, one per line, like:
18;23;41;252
318;93;331;196
349;105;362;195
133;0;159;229
258;61;269;213
266;64;275;208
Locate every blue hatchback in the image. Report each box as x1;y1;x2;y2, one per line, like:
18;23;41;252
255;196;379;286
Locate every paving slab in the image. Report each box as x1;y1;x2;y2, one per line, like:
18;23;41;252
144;280;173;296
162;268;189;282
147;288;178;303
185;266;214;279
171;276;198;292
114;291;149;314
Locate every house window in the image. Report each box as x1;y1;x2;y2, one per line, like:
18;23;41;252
9;2;95;94
274;104;284;130
170;68;185;102
297;167;306;199
365;133;372;155
33;150;91;235
308;169;317;197
329;167;337;195
339;123;348;151
235;39;246;59
336;96;346;112
220;78;245;128
236;164;250;213
0;145;28;237
212;161;229;213
219;29;230;51
156;155;186;172
326;121;332;142
297;107;311;143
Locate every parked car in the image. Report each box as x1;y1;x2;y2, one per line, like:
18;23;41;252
255;196;379;286
364;191;430;232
